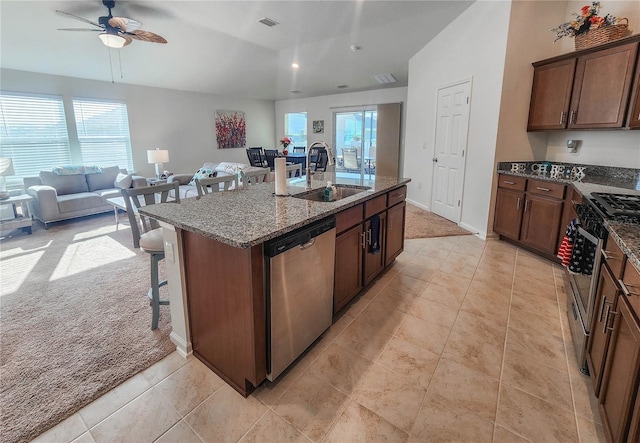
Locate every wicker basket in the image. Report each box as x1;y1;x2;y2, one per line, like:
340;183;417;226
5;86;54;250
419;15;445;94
574;18;630;50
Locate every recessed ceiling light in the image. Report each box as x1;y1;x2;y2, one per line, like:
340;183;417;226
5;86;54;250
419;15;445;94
373;73;397;84
291;63;299;69
336;84;349;89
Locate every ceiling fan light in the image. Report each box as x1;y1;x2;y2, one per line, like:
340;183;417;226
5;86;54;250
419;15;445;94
98;32;126;48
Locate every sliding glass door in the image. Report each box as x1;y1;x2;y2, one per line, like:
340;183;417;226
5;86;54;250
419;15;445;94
334;110;377;180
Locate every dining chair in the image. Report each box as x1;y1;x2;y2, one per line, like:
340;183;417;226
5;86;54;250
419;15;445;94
293;146;305;153
342;147;360;172
246;148;267;167
315;149;329;172
309;146;321;166
263;149;279;170
285;163;302;178
241;167;270;186
195;175;238;196
120;181;179;330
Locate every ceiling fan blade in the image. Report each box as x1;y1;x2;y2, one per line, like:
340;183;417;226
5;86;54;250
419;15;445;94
56;10;103;29
108;16;142;33
128;30;167;44
58;28;103;32
122;34;133;47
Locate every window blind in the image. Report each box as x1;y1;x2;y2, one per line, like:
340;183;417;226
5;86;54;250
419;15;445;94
0;93;71;186
73;99;134;172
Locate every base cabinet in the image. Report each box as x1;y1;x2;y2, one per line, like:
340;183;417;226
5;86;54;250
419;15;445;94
520;194;563;254
334;224;364;314
386;201;406;266
494;188;524;240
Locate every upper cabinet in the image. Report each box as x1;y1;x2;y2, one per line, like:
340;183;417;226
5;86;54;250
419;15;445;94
628;53;640;128
527;35;640;131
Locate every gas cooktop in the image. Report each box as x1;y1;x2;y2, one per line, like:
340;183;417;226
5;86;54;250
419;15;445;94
590;192;640;223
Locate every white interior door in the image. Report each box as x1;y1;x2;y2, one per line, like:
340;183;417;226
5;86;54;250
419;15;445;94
431;80;471;224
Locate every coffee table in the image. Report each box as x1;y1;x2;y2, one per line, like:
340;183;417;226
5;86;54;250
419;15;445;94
0;194;34;235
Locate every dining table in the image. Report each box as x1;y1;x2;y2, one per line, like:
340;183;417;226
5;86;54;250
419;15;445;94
285;152;307;170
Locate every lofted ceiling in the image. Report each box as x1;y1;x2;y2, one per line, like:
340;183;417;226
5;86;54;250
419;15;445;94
0;1;474;101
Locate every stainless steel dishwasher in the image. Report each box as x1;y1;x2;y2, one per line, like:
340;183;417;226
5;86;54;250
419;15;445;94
264;217;336;381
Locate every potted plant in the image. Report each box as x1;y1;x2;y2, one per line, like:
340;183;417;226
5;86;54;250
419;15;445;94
551;2;629;50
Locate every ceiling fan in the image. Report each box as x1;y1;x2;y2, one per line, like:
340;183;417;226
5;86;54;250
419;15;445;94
56;0;167;49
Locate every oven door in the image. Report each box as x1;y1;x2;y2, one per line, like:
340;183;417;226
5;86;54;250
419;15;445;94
565;225;603;373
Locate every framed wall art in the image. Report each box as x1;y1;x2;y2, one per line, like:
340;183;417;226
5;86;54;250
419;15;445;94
312;120;324;133
215;110;246;149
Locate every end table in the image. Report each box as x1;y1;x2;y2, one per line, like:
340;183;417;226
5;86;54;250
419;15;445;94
0;194;34;235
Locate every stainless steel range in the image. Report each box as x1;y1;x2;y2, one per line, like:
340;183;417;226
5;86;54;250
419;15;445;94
565;192;640;374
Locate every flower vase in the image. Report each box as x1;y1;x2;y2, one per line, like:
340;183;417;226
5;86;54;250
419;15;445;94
282;147;289;156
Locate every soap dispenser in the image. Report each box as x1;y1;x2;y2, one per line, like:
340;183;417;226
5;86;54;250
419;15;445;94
324;181;335;201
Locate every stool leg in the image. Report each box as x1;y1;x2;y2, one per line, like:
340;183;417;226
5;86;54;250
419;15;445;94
150;253;161;330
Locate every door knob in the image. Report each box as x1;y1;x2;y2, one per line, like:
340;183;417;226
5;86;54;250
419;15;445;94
432;158;438;163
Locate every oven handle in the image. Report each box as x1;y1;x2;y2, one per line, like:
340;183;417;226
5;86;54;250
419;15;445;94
577;226;599;246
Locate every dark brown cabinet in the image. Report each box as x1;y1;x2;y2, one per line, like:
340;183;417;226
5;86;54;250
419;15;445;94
493;175;566;257
628;54;640;129
520;194;563;255
599;295;640;443
528;35;640;131
569;43;638;129
527;59;576;130
587;263;620;396
333;186;406;314
386;201;406;266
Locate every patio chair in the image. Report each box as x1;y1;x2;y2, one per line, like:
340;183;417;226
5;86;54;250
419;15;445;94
342;147;360;172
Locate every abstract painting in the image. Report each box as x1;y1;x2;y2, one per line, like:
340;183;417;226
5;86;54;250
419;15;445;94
215;110;246;149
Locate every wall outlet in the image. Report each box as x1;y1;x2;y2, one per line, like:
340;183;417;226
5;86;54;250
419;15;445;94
417;180;422;189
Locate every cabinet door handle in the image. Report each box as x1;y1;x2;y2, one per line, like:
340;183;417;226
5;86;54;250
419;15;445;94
516;197;521;210
606;310;618;332
361;231;366;249
536;187;551;192
560;111;566;124
598;297;610;323
504;180;515;185
602;304;611;334
569;110;576;124
367;229;372;245
524;200;531;212
619;279;640;296
602;249;618;261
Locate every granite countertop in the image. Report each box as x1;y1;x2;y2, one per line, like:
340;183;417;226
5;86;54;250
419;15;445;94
497;163;640;273
140;173;410;248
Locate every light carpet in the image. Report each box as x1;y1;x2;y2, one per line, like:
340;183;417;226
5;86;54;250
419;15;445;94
0;213;174;443
404;202;473;239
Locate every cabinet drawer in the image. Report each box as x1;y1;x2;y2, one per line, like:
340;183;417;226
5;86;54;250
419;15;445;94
621;260;640;317
387;185;407;207
527;179;565;199
335;204;363;234
365;195;387;219
498;175;526;191
603;239;626;280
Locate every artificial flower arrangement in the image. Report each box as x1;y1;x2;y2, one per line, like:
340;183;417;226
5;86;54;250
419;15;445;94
551;1;618;42
279;137;292;148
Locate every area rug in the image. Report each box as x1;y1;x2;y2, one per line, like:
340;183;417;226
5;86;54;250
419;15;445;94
0;213;174;443
404;202;473;239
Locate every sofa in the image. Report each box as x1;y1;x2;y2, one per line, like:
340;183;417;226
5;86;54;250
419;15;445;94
24;165;147;228
167;161;261;199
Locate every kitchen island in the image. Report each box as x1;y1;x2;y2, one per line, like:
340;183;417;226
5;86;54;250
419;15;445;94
140;173;410;396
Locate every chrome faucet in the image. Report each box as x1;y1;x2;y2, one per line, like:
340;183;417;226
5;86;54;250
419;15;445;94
305;141;334;189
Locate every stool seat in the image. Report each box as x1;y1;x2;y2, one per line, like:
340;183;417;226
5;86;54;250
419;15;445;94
140;228;164;252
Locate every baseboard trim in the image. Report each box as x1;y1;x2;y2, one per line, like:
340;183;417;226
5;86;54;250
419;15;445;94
405;198;429;212
170;331;193;358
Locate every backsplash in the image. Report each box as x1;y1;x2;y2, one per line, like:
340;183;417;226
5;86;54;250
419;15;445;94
497;162;640;190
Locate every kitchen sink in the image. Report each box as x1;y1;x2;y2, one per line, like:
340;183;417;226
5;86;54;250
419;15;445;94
293;185;371;202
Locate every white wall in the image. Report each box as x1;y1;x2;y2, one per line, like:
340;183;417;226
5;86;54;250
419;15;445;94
0;69;275;178
404;0;512;238
274;87;407;171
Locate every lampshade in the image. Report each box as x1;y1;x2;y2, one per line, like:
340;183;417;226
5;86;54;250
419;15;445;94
98;32;127;49
147;149;169;164
0;158;15;177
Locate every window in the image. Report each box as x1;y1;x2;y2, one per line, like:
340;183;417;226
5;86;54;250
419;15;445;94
0;93;71;188
284;112;307;147
73;99;134;172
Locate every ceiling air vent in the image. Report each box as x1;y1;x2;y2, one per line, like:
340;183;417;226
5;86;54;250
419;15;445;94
373;73;397;84
290;90;301;94
336;84;349;89
258;17;279;27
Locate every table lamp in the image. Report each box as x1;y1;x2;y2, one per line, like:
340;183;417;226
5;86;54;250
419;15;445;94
0;158;15;199
147;149;169;180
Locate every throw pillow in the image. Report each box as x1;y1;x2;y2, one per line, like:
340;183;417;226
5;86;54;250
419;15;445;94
114;173;133;189
188;167;216;186
86;166;121;191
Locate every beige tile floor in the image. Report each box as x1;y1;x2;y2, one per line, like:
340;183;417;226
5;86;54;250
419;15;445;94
33;235;606;443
